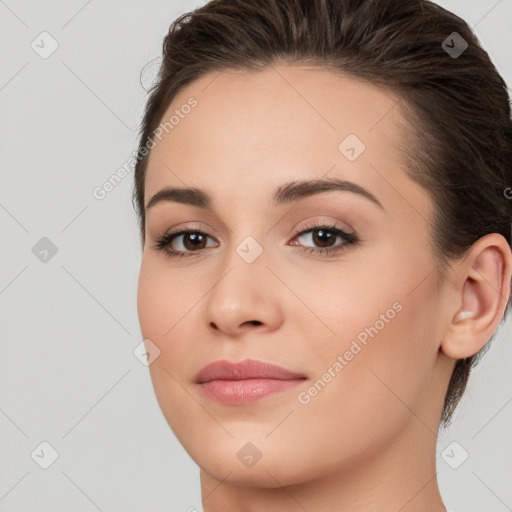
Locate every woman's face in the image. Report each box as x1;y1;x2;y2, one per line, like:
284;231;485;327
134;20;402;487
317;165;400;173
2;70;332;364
137;66;455;487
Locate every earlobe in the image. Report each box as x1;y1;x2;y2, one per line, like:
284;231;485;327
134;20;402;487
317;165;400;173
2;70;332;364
441;233;512;360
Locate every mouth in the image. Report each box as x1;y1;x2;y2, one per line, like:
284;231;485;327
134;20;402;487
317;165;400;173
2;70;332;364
195;358;307;405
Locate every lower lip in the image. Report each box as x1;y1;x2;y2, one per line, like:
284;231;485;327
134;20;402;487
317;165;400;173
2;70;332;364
198;378;305;404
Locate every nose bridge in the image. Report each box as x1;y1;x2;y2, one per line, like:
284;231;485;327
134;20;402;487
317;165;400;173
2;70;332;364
216;206;270;275
212;231;269;303
203;226;282;333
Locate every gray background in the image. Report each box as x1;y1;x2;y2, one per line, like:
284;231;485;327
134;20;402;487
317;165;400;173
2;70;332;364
1;1;511;511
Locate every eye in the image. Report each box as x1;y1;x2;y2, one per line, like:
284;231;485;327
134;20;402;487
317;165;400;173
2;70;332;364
153;226;218;259
290;221;360;256
152;221;360;259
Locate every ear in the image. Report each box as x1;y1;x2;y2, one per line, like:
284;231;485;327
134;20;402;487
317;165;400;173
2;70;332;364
441;233;512;360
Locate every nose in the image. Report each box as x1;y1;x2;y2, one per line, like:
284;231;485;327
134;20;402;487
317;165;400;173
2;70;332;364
203;250;283;338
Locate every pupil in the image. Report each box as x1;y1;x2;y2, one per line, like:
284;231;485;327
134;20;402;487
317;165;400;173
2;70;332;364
314;229;334;247
185;233;205;249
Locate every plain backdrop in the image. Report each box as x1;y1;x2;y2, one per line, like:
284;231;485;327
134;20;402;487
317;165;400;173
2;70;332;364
1;1;511;511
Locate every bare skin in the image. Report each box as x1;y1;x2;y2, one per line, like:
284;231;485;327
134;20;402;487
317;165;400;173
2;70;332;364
136;64;512;512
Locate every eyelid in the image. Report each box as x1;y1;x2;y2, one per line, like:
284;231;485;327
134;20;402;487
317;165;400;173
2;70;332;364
291;217;355;237
164;221;220;239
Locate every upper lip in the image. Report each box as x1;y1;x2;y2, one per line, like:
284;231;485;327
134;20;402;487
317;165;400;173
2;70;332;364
195;359;306;383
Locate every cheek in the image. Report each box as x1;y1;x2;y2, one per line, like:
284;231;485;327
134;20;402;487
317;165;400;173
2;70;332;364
290;250;438;417
275;257;400;362
273;290;437;479
137;271;167;350
310;280;437;424
136;259;198;437
137;255;196;340
136;254;214;381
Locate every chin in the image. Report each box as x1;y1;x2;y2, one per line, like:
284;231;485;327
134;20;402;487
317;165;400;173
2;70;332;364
189;434;321;488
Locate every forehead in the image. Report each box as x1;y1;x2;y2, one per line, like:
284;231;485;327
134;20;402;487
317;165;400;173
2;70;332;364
144;65;426;216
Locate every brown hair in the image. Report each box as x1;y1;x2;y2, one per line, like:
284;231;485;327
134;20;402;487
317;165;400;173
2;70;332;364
132;0;512;427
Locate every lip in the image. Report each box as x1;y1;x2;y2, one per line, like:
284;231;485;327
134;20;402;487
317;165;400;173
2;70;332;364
195;359;307;405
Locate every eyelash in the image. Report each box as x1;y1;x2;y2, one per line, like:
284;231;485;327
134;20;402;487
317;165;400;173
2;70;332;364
153;221;360;260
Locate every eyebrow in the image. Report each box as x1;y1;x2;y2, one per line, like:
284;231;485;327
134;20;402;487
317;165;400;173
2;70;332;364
145;177;384;211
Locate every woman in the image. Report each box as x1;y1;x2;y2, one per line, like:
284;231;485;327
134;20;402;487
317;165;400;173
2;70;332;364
133;0;512;510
